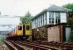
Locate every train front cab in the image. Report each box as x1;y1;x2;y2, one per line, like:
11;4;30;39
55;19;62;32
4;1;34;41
16;23;32;40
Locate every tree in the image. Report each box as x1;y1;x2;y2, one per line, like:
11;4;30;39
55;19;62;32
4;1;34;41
67;18;73;25
63;3;73;17
63;3;73;10
63;3;73;26
20;12;32;24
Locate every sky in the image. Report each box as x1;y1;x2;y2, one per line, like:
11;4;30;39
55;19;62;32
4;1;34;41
0;0;73;16
0;0;73;31
0;16;20;31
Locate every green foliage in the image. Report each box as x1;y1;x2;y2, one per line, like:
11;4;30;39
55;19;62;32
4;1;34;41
63;3;73;25
20;12;32;24
63;3;73;10
63;3;73;17
67;18;73;25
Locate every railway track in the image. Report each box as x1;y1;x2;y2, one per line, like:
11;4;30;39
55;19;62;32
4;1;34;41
5;40;73;50
15;41;73;50
4;40;18;50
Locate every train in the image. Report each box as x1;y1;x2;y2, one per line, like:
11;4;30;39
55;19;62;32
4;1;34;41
7;23;32;41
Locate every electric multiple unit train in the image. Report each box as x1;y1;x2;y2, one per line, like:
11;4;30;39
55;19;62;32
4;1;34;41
7;23;32;40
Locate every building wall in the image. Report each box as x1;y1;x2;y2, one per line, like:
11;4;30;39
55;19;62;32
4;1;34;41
60;13;67;23
47;25;64;42
32;12;47;29
32;27;47;41
32;24;67;42
32;11;67;29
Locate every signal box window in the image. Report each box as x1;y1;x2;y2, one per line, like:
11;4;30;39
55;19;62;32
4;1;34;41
26;25;30;30
18;26;22;30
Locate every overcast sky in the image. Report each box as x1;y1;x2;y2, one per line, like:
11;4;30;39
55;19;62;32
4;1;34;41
0;0;73;31
0;0;73;16
0;17;20;31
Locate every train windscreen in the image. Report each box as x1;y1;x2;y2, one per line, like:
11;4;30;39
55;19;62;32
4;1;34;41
18;26;22;30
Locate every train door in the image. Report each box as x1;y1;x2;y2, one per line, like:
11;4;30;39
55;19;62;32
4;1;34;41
65;27;71;42
25;24;32;36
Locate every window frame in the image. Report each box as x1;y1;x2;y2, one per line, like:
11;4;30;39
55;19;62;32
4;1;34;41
55;12;60;24
49;12;54;24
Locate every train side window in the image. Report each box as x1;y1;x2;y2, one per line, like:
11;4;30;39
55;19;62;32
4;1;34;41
26;25;30;30
18;26;22;30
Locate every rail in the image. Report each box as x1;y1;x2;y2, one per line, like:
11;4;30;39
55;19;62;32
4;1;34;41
5;40;73;50
4;40;18;50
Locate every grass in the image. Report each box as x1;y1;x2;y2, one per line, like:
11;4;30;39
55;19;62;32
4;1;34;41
0;35;9;50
